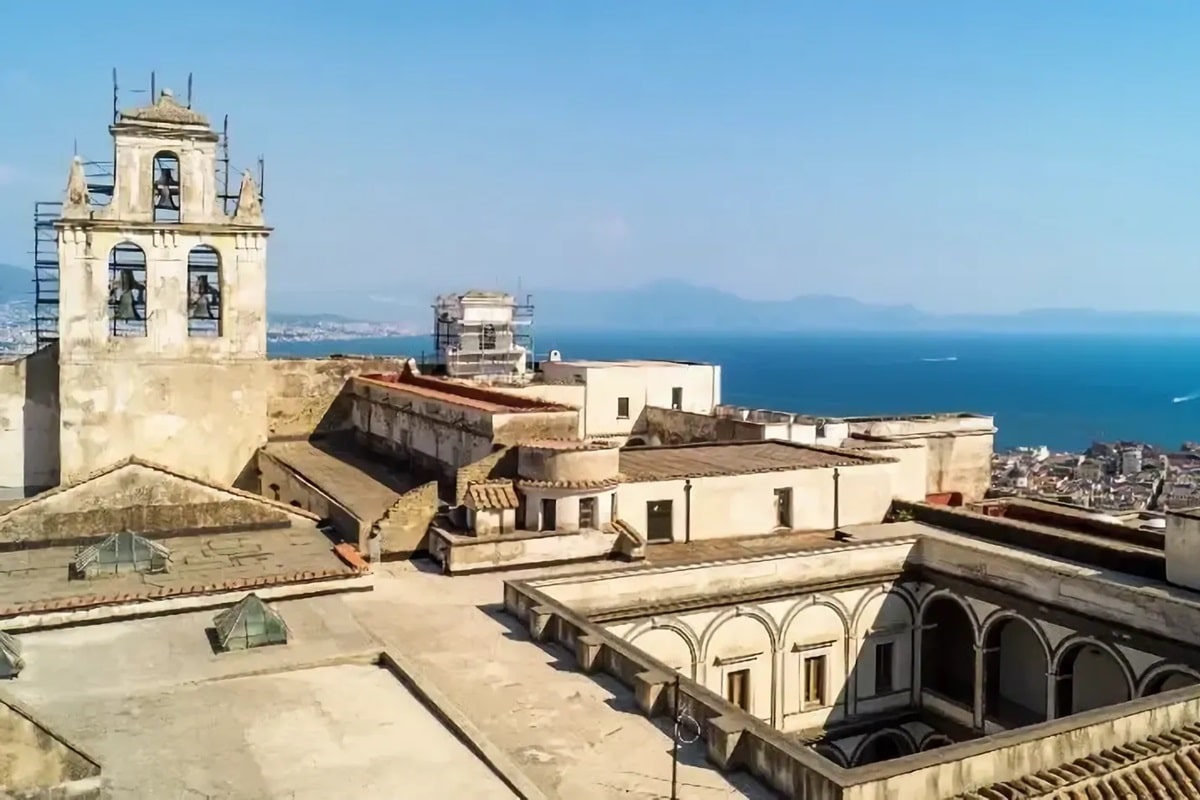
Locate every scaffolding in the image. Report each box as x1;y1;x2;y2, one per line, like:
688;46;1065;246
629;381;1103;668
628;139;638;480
30;70;266;348
431;291;535;381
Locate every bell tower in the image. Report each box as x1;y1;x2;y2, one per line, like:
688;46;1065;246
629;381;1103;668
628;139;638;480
54;87;272;485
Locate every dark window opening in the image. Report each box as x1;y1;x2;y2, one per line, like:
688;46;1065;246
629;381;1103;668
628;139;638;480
579;497;597;529
804;655;827;707
774;487;793;529
617;397;630;419
646;500;673;543
481;324;497;350
671;386;683;410
268;483;281;502
152;151;181;223
610;493;618;520
187;245;222;337
726;668;751;711
874;641;895;695
540;498;557;531
108;242;148;337
920;597;975;708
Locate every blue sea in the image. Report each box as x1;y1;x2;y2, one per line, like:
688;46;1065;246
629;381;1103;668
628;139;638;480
270;332;1200;452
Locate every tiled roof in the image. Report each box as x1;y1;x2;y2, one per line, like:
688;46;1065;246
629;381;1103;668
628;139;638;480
957;722;1200;799
516;477;619;491
466;481;520;510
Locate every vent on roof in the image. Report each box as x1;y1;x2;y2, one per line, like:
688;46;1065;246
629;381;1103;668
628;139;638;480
72;531;171;579
0;631;23;679
211;594;289;652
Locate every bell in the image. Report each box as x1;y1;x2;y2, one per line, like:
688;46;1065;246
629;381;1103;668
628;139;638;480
154;165;179;210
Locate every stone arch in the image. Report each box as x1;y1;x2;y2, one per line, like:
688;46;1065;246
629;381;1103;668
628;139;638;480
919;593;977;708
151;149;182;222
920;733;953;752
814;744;848;768
107;241;148;337
1053;635;1135;717
626;617;700;678
917;589;981;643
779;595;851;644
850;585;917;637
699;604;780;661
1137;662;1200;698
852;728;916;767
699;605;778;718
186;245;222;336
981;611;1052;726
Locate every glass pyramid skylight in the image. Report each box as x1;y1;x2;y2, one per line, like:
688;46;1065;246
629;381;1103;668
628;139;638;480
212;594;289;651
73;531;170;578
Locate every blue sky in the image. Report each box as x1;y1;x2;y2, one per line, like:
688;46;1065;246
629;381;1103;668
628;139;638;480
3;2;1200;313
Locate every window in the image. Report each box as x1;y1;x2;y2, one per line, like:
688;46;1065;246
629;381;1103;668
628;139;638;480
268;483;281;502
671;386;683;410
187;245;222;337
617;397;630;419
540;498;557;531
108;242;148;337
804;655;828;707
481;324;497;350
774;487;793;529
726;669;751;711
610;493;618;521
72;531;170;579
646;500;673;543
151;150;181;223
874;641;895;695
579;497;597;529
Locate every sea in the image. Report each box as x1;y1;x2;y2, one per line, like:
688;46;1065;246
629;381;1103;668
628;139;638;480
269;332;1200;453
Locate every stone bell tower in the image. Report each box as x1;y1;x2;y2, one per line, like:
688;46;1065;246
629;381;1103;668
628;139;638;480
54;89;271;485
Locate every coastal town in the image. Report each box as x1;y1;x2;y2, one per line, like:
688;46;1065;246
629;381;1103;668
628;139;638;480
992;439;1200;512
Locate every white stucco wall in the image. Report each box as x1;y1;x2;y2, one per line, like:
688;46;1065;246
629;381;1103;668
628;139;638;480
0;347;59;494
614;461;897;541
539;361;721;438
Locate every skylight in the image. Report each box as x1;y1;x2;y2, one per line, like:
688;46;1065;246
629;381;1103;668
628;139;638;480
212;594;289;652
72;531;170;578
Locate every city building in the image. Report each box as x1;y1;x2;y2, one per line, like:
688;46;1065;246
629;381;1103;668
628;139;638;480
432;290;533;381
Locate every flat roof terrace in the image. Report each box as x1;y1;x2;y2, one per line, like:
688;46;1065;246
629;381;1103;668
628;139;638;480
618;440;886;482
0;527;356;621
357;370;570;413
549;358;710;368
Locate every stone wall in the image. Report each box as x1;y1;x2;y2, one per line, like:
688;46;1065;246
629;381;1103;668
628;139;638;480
256;450;362;545
267;356;408;439
376;481;439;556
454;447;518;506
0;345;60;496
0;460;304;546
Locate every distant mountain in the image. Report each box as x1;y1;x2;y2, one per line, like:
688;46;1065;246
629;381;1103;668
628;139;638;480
0;264;34;301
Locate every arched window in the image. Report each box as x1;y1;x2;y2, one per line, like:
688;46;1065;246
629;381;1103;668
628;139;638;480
108;243;147;337
186;245;222;337
152;151;181;223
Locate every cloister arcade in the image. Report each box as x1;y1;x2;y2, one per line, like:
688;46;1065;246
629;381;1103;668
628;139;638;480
607;582;1200;767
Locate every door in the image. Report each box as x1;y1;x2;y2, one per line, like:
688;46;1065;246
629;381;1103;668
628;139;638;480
540;499;557;531
579;497;597;529
726;669;751;711
646;500;674;543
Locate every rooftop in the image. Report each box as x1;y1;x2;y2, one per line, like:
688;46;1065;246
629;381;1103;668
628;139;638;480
618;440;885;482
357;369;571;414
0;526;355;621
546;358;710;369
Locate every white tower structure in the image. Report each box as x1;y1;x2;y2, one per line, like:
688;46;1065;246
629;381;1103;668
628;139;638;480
54;89;271;484
432;291;532;381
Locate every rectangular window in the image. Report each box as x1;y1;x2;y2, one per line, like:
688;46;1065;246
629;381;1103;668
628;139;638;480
726;668;751;711
646;500;674;543
671;386;683;409
540;498;557;532
617;397;630;419
874;641;895;695
774;487;793;529
803;655;827;707
579;497;597;529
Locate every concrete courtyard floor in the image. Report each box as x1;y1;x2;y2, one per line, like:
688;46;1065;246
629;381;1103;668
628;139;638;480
341;561;773;800
3;560;771;799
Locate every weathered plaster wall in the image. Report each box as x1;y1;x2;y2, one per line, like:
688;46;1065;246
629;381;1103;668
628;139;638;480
56;225;270;487
267;357;409;439
256;451;361;543
0;460;310;544
615;461;898;542
642;406;766;445
845;416;995;503
0;346;60;495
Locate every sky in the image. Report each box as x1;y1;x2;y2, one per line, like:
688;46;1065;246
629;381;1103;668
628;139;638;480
3;2;1200;314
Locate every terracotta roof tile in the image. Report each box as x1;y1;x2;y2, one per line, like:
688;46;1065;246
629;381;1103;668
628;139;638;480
465;480;520;510
955;722;1200;799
